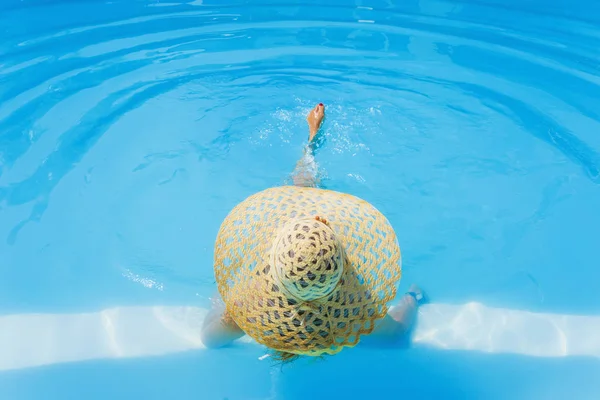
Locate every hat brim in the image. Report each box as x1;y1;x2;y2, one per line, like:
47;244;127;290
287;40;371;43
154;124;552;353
214;186;402;356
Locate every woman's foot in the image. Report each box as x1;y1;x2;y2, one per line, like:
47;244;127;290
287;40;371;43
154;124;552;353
307;103;325;142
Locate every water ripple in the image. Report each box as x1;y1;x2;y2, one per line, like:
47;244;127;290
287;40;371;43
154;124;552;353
0;0;598;311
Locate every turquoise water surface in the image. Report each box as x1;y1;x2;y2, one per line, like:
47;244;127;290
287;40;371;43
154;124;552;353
1;0;600;398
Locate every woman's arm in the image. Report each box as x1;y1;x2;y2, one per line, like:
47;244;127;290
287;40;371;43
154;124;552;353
368;285;426;344
200;308;245;348
200;285;426;348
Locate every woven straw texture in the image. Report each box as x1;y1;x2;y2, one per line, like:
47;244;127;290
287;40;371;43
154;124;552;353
214;186;401;356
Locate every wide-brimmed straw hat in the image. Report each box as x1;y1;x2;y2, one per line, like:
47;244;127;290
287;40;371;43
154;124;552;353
214;185;401;357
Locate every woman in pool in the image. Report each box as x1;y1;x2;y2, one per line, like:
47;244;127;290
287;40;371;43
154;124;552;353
201;103;426;360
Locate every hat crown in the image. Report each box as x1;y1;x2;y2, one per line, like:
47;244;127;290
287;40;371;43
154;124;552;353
273;218;344;302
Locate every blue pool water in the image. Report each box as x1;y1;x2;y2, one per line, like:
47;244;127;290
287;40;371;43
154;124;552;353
1;0;600;398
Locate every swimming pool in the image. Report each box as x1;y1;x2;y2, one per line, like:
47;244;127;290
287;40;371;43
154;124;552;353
1;0;599;398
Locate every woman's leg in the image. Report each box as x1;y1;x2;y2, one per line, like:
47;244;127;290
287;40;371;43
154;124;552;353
291;103;325;188
202;103;326;348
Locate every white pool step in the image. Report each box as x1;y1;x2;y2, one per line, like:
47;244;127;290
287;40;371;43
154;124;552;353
0;302;598;371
